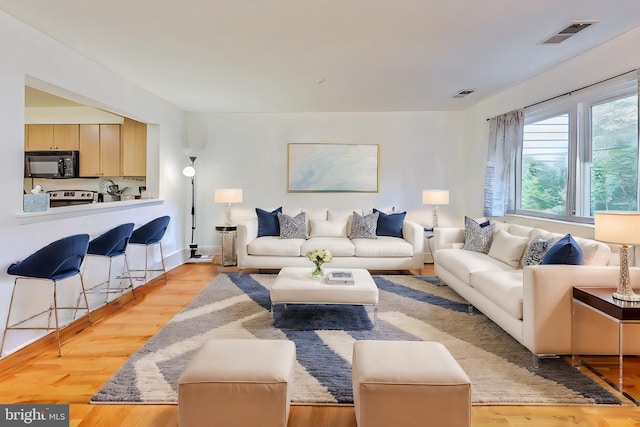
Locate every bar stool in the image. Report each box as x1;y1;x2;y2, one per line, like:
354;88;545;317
2;234;92;357
83;223;135;302
129;216;170;284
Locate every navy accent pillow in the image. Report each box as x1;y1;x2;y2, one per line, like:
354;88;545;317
541;234;583;265
256;207;282;237
373;208;406;238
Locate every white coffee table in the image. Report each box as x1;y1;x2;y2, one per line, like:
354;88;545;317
270;267;379;324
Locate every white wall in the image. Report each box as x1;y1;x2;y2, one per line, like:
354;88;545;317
185;111;468;250
0;10;188;356
463;26;640;239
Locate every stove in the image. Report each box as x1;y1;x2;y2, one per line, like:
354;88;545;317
47;190;96;207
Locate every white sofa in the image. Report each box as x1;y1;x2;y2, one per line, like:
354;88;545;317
434;222;640;356
237;208;424;271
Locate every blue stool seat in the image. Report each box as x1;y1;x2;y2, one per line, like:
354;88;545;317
2;234;92;357
129;216;170;284
83;223;136;302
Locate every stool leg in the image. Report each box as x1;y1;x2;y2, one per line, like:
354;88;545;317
104;258;114;303
159;242;167;284
79;275;93;325
0;279;19;356
123;254;136;299
52;280;62;357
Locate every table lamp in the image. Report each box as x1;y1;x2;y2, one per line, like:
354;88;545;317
215;188;243;226
422;189;449;228
595;211;640;302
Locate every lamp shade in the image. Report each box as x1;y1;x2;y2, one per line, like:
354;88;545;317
595;211;640;245
215;188;243;204
182;165;196;177
422;189;449;205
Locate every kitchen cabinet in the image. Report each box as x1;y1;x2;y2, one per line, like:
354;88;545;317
79;124;120;177
121;118;146;176
26;124;79;150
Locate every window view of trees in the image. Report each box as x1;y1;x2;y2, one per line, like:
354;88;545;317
521;115;569;215
590;94;638;214
519;89;638;220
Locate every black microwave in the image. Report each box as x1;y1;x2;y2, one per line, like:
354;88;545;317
24;151;79;178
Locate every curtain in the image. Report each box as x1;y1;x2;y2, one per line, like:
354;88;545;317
483;109;524;217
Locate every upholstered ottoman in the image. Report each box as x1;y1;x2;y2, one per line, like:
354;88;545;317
352;340;471;427
178;339;296;427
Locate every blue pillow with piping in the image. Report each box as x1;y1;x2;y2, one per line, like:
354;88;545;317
373;208;406;238
541;234;583;265
256;207;282;237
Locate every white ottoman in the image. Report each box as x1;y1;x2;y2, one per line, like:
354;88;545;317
178;339;296;427
352;340;471;427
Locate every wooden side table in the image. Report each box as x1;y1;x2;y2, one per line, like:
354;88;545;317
572;286;640;404
215;225;237;267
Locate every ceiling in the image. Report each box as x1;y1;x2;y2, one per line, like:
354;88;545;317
4;0;640;113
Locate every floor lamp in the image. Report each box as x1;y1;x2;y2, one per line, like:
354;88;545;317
183;157;211;262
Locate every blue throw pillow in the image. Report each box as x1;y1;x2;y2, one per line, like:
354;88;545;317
373;208;406;238
256;207;282;237
541;234;583;265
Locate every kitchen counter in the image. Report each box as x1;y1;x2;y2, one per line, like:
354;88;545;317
17;198;164;222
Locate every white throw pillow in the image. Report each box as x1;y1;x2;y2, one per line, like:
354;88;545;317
488;229;529;268
309;220;348;238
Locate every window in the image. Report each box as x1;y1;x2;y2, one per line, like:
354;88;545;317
516;73;638;222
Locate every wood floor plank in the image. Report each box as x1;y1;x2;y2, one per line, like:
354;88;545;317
1;263;639;426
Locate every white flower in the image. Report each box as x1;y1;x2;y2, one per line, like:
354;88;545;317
306;248;332;265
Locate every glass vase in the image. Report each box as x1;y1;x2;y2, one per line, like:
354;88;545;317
311;263;323;278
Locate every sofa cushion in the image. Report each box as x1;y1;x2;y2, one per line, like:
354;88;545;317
256;207;282;237
541;234;583;265
505;223;535;238
487;229;529;268
352;236;413;257
574;237;611;266
248;236;303;256
521;236;556;266
301;237;355;257
435;248;513;286
373;208;406;238
470;270;524;320
309;220;348;238
351;211;379;239
278;212;309;239
463;216;495;253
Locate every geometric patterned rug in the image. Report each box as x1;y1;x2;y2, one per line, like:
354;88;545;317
91;273;625;406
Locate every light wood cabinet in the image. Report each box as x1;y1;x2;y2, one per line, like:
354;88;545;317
79;124;120;177
121;118;147;176
26;124;79;150
26;124;53;150
54;124;80;150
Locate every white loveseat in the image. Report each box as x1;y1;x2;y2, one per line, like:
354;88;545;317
237;208;424;271
434;221;640;356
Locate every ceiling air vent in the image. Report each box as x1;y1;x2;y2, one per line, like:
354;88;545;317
453;89;475;98
543;20;599;44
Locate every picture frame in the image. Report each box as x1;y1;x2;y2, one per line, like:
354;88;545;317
287;143;379;192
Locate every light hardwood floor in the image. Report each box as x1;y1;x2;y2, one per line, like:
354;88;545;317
0;262;639;426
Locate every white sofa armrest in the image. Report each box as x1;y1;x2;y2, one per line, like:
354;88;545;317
434;227;464;251
402;220;425;269
237;219;258;267
523;264;640;355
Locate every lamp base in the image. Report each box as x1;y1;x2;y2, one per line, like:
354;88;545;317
612;292;640;302
186;244;213;263
612;245;640;301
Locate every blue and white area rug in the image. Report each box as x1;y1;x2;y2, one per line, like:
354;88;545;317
91;273;623;406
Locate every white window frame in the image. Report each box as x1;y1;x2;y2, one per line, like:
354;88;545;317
514;72;638;223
